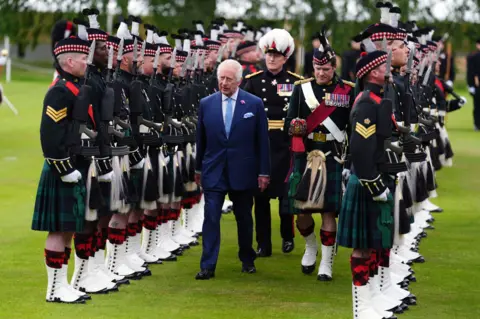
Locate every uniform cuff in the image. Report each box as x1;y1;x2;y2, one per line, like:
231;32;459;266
359;175;387;197
128;148;144;167
95;157;113;176
45;157;75;177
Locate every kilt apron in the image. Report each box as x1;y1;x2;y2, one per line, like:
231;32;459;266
288;140;343;215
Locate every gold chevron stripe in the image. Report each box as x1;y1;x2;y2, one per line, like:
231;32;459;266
46;106;67;122
355;123;376;139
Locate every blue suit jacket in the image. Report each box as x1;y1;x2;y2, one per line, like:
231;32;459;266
195;89;271;191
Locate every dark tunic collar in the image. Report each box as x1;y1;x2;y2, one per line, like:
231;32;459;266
364;82;384;98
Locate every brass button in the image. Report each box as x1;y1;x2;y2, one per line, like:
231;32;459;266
286;79;290;83
263;98;267;102
262;88;266;92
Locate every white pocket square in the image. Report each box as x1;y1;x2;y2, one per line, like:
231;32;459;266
243;112;254;119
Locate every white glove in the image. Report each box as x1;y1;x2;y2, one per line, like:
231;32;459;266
459;96;467;106
373;188;390;202
98;171;114;182
61;170;82;183
469;87;476;95
342;169;351;180
445;80;453;88
131;158;145;170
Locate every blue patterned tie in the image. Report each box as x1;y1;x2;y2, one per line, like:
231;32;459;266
224;97;233;137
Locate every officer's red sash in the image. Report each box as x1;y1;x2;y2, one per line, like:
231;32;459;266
434;78;447;98
50;77;96;128
305;84;352;134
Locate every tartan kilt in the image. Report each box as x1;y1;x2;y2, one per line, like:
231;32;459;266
97;182;113;217
288;149;343;215
32;162;86;233
337;174;394;250
181;189;200;208
129;168;143;210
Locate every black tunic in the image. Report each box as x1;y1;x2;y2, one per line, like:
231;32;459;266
243;69;303;198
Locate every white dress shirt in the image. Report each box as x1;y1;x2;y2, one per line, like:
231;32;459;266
221;88;239;124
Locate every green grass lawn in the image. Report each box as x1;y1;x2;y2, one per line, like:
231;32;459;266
0;78;479;319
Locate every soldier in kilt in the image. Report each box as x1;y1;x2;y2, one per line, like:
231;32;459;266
337;50;398;319
243;28;301;257
32;36;91;304
103;19;152;281
285;29;354;281
68;10;122;295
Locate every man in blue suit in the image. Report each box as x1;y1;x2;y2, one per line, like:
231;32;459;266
195;59;271;279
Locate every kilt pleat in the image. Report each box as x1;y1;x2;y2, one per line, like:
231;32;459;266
337;174;394;250
129;168;143;209
32;162;86;232
97;182;112;217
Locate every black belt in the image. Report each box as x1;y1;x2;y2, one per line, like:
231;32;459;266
116;136;137;148
405;152;426;163
163;135;185;144
140;134;163;146
419;131;437;142
183;134;196;143
71;146;100;157
111;145;130;156
379;162;408;173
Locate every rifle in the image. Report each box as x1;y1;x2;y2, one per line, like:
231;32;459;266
403;46;415;129
167;48;177;83
101;46;129;155
129;38;162;133
76;40;98;141
379;50;403;155
110;39;131;131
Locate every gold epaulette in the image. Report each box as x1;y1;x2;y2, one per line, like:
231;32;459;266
287;71;304;79
245;70;264;79
294;77;314;85
342;80;355;88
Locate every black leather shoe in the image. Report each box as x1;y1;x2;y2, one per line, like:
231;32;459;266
114;278;130;285
195;269;215;280
317;274;332;281
282;240;295;253
302;264;316;275
388;305;404;314
172;248;183;256
242;265;256;274
256;248;272;257
413;256;425;263
160;254;178;262
79;294;91;301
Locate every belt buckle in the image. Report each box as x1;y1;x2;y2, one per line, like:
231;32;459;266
313;132;327;142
